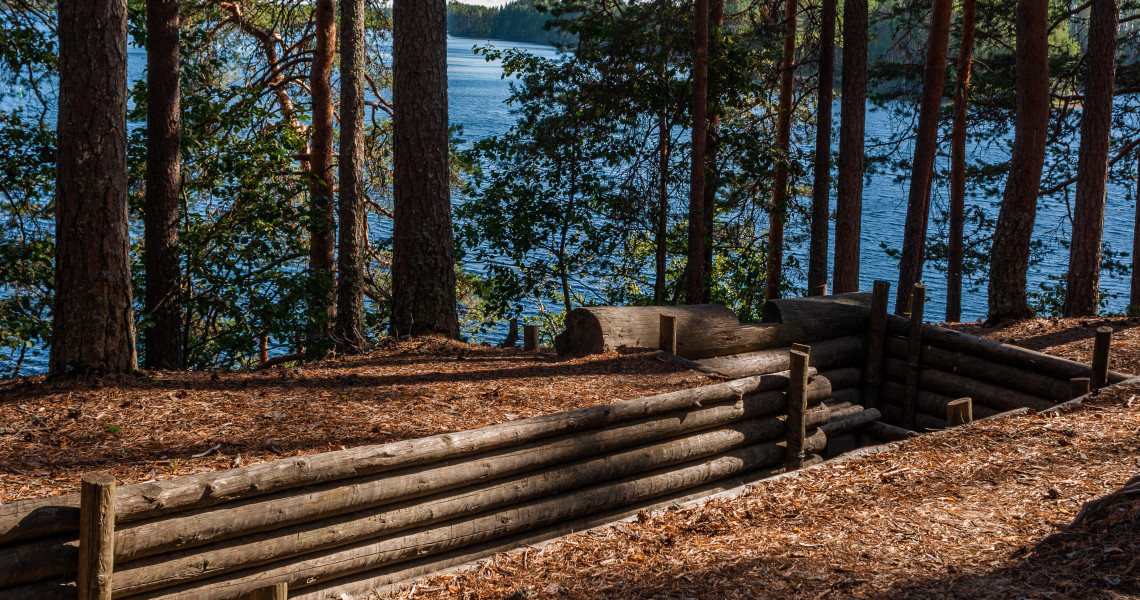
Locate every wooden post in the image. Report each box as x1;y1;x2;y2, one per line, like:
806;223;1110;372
1070;377;1091;400
903;283;926;430
258;334;269;364
1092;326;1112;389
785;348;810;470
791;342;812;354
864;280;890;409
946;397;973;426
523;324;540;352
251;583;289;600
79;472;116;600
659;314;678;354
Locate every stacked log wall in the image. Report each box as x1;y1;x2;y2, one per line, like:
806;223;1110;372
0;373;833;600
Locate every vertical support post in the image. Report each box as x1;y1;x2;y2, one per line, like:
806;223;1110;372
523;324;540;352
946;397;973;426
659;314;678;355
1092;326;1112;390
864;280;890;409
903;283;926;430
1070;377;1091;400
79;472;116;600
785;347;811;470
251;583;289;600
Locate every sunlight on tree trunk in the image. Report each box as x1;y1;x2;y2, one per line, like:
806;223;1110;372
834;0;867;294
808;0;836;297
336;0;367;352
308;0;337;344
766;0;797;302
946;0;976;323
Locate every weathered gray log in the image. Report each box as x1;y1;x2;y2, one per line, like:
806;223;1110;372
0;378;833;587
79;472;116;600
659;315;678;354
827;403;866;421
885;315;1132;383
876;403;948;431
1093;326;1112;389
882;356;1054;412
827;388;861;407
903;283;925;430
557;304;757;358
287;454;825;600
819;367;862;391
695;336;866;378
946;398;973;426
785;349;810;469
0;370;802;545
882;336;1070;402
111;411;829;597
821;407;881;438
864;281;890;408
760;292;873;346
863;420;917;442
126;433;828;600
878;379;999;419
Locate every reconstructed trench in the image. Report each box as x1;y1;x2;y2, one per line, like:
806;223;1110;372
0;285;1128;600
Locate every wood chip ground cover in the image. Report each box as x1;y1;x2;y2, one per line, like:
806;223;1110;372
0;339;716;501
383;385;1140;600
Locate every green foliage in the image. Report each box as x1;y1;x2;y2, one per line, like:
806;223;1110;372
448;0;564;45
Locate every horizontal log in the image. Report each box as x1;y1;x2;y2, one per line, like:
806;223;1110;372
0;370;801;546
821;408;881;438
878;380;999;420
130;433;828;600
818;367;862;390
695;336;866;379
288;454;826;600
759;293;874;346
827;388;861;407
823;433;862;458
113;410;830;597
0;379;833;588
863;420;917;442
827;404;867;421
557;304;765;358
885;316;1132;384
882;357;1054;412
876;403;947;431
883;336;1070;402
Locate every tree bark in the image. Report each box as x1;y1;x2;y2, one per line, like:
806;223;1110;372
946;0;977;323
335;0;367;352
1132;154;1140;311
50;0;138;377
767;0;798;301
895;0;954;315
701;0;725;303
308;0;337;341
686;0;709;304
987;0;1050;323
809;0;837;297
1064;0;1120;317
833;0;867;294
144;0;182;370
655;104;670;305
391;0;459;337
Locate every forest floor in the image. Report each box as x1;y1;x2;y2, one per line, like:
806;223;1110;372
0;339;717;501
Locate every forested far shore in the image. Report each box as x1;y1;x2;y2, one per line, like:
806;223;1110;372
447;0;563;45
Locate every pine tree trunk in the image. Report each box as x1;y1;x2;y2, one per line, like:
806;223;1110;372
767;0;797;301
701;0;725;304
308;0;337;341
655;104;669;306
391;0;459;338
335;0;367;352
987;0;1050;323
1063;0;1120;317
686;0;709;304
894;0;954;315
144;0;182;370
808;0;836;297
1132;155;1140;312
833;0;867;294
51;0;138;376
946;0;976;323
